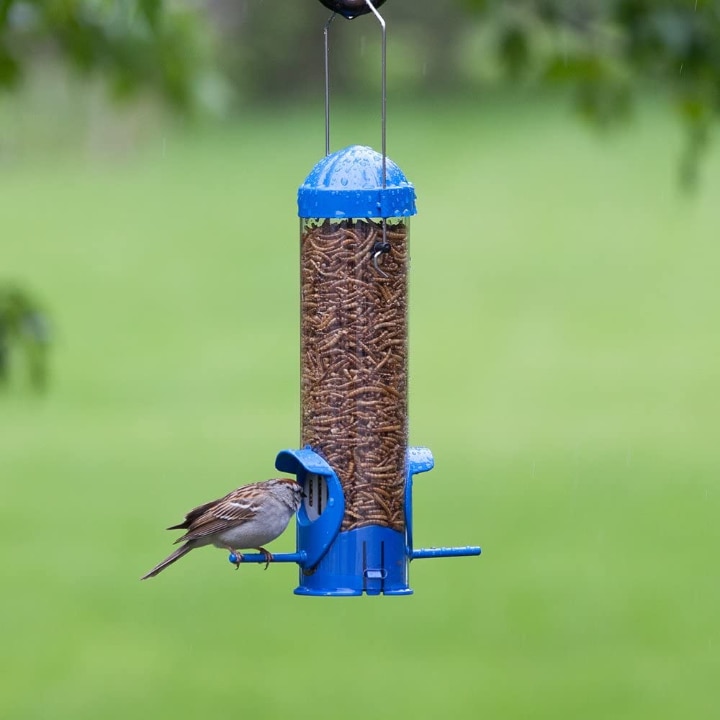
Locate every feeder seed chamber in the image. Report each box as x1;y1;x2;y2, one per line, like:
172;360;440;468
239;0;481;595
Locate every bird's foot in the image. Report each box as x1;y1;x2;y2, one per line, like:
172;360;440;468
256;547;274;570
228;550;244;569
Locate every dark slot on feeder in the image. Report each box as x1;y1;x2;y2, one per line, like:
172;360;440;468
362;541;367;592
301;218;408;533
304;473;330;522
380;540;385;584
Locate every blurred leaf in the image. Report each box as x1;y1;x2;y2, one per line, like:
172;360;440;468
680;96;709;123
498;24;529;77
0;41;20;86
139;0;161;31
575;78;632;127
0;282;50;393
460;0;488;10
545;55;604;82
0;0;15;28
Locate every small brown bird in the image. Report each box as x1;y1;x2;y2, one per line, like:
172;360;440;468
141;478;303;580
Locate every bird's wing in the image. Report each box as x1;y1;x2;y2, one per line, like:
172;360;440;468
167;497;223;530
173;488;262;544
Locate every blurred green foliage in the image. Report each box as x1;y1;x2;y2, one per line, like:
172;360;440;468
0;282;50;391
2;1;718;180
5;1;719;124
461;0;720;184
0;0;213;107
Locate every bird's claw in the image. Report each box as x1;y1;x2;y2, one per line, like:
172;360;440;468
257;548;273;570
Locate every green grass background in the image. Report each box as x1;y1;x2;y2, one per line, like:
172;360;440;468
1;97;719;718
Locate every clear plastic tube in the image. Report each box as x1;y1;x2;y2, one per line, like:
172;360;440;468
300;217;408;532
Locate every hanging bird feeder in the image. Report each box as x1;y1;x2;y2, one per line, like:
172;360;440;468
235;0;480;595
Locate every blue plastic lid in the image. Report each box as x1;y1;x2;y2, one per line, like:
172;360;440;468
298;145;417;219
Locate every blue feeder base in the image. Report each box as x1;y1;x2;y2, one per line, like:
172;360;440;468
294;525;412;597
272;445;481;597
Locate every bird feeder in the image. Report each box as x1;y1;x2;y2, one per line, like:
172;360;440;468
237;0;480;595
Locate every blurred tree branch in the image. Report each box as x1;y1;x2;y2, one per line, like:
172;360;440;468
461;0;720;185
0;0;212;108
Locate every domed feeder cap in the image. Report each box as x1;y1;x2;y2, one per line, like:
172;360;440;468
298;145;416;219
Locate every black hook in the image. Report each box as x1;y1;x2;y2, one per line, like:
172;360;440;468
317;0;388;20
372;241;391;276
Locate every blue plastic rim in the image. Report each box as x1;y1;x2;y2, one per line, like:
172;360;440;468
298;145;417;219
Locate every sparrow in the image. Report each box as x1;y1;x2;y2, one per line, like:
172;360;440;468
141;478;303;580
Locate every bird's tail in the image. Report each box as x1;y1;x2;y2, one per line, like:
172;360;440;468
141;543;193;580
